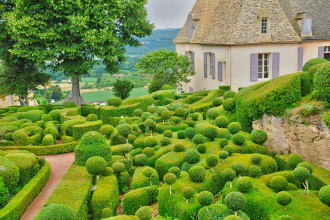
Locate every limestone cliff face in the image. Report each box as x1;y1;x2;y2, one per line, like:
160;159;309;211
253;114;330;170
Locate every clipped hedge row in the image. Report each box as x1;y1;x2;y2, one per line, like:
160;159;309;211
236;73;301;131
91;175;119;220
45;164;92;220
0;142;78;156
0;161;50;220
189;90;222;112
72;120;103;140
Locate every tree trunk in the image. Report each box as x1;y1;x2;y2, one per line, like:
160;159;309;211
65;75;84;106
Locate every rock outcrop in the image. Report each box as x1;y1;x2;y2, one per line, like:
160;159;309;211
253;114;330;170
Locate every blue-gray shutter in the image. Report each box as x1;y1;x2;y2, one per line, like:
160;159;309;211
204;53;208;78
318;46;325;58
189;86;193;92
191;52;195;72
218;62;223;81
211;53;216;79
188;14;193;39
250;54;258;82
272;53;280;78
297;48;304;71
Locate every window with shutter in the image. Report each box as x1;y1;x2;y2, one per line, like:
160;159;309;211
204;53;208;78
257;53;270;79
324;46;330;61
297;48;304;71
272;53;280;78
218;62;223;81
318;47;325;58
250;54;258;82
210;53;215;79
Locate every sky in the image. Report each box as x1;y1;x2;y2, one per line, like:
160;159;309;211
146;0;196;29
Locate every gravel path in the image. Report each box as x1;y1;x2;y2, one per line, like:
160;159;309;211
20;153;75;220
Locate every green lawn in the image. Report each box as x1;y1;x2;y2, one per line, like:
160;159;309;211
81;88;148;101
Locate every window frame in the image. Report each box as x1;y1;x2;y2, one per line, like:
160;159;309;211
186;51;195;71
261;17;268;34
325;46;330;61
258;53;270;79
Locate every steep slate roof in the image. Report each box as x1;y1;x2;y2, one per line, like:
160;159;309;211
174;0;330;45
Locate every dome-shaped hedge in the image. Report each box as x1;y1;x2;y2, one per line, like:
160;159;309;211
237;177;252;193
224;192;246;211
100;125;114;138
192;134;205;144
314;62;330;103
0;156;19;191
143;136;158;148
185;150;200;164
248;165;262;178
269;176;288;192
135;206;153;220
35;204;74;220
224;215;242;220
86;156;107;176
251;129;268;144
189;165;206;182
197;191;214;206
276;191;292;207
223;98;235;111
228;122;242;134
197;144;207;153
319;185;330;206
232;133;245;145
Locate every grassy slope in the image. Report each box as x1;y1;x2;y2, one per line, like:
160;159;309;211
81;88;148;101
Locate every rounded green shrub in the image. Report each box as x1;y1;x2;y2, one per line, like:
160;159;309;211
168;167;181;178
42;134;55;146
0;177;9;208
197;191;214;206
215;116;229;128
107;97;122;107
251;154;262;165
204;127;218;141
269;176;288;192
251;129;268;144
102;208;112;218
177;130;185;139
219;138;229;148
319;185;330;206
175;107;189;118
142;147;155;158
297;162;313;174
302;58;328;71
0;157;19;191
206;155;218;168
112;162;126;173
189;165;206;183
164;173;176;185
224;192;246;212
184;150;200;164
86;113;98;121
192;112;200;121
223;145;234;156
183;186;196;201
276;191;292;207
170;116;182;124
74;131;111;166
163;130;173;138
228;122;242;134
141;112;152;121
133;109;143;117
224;91;236;99
35;204;74;220
156;106;167;116
101;167;114;176
224;216;242;220
86;156;107;176
232;133;245;145
237;177;252;193
173;144;185;152
231;162;247;176
213;98;223;107
314;62;330;103
160;109;172;121
192;134;205;144
293;167;311;183
248;165;262;178
12;129;30;146
288;154;304;169
147;106;156;114
206;108;219;120
197;144;207;153
223;98;235;111
221;168;236;182
134;154;148;166
41;114;52;122
117;123;133;138
184;127;196;139
135;206;153;220
143;136;158;148
160;137;171;146
219;151;229;160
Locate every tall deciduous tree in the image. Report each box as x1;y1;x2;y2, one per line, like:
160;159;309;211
0;1;50;106
137;50;194;93
6;0;153;105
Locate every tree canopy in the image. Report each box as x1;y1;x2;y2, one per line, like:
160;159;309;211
137;50;194;93
5;0;153;105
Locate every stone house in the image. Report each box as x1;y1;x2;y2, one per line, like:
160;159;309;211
174;0;330;92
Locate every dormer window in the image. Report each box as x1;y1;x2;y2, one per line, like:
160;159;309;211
261;18;268;34
302;18;312;37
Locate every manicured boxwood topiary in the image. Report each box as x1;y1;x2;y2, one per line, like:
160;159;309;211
184;127;195;139
0;177;9;208
168;167;181;178
251;154;262;165
224;216;243;220
160;137;171;146
251;129;268;144
206;108;219;121
133;109;143;117
192;134;205;144
313;62;330;103
0;157;20;191
42;134;55;146
224;192;246;214
219;151;229;160
228;122;242;134
108;97;122;107
297;162;313;174
163;173;176;194
184;150;200;164
74;131;112;166
223;98;235;112
163;130;173;138
204;127;218;141
237;177;252;193
278;215;293;220
173;144;185;152
231;162;247;177
213;98;223;107
319;185;330;206
276;191;292;209
219;139;229;148
35;204;75;220
135;206;153;220
197;191;214;206
287;154;304;169
224;91;236;99
183;186;196;203
302;58;328;71
143;136;158;148
248;165;262;178
215;116;229;128
189;165;206;182
86;156;107;176
86;113;98;121
206;155;218;169
232;133;245;145
269;176;288;192
142;147;155;157
197;144;207;153
134;154;148;166
223;146;234;156
177;130;185;139
175;107;189;118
